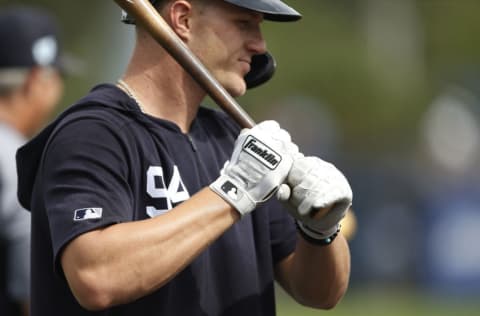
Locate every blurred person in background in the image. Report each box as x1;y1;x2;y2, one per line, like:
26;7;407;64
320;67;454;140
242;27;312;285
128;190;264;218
0;6;66;316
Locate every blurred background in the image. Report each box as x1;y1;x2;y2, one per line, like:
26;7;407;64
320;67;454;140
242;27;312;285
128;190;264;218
4;0;480;315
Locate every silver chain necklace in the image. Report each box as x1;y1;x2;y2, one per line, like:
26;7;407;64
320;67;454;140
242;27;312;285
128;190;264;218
117;79;145;113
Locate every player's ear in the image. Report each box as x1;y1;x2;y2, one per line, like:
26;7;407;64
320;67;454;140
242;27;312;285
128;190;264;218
168;0;193;41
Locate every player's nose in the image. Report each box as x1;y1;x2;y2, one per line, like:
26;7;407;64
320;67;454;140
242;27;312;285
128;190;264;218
247;29;267;55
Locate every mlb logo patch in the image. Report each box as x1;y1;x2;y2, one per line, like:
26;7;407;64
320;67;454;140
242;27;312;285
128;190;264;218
73;208;103;221
221;181;242;201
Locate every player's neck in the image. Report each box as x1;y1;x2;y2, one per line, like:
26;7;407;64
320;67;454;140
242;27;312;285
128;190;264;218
121;59;205;133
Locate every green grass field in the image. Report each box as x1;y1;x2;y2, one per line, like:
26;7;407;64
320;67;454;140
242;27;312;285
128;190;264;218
276;286;480;316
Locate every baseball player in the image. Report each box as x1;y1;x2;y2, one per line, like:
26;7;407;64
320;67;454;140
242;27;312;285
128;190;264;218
16;1;353;315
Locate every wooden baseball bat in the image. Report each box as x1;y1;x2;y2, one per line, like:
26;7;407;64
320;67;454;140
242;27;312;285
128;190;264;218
113;0;255;128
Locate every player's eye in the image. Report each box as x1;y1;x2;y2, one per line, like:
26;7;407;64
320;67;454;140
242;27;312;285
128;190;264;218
236;19;253;31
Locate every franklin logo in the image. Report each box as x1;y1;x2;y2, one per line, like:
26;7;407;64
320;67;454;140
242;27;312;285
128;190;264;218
242;136;281;169
73;208;103;221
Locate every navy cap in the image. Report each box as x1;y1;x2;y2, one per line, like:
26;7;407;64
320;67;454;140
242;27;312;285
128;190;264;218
224;0;301;22
122;0;301;24
0;6;66;70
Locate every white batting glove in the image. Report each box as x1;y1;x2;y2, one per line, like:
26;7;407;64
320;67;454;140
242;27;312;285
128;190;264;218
277;156;353;241
210;121;299;216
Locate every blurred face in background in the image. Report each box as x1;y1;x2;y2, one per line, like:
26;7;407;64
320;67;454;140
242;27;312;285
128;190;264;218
25;67;64;136
1;66;64;137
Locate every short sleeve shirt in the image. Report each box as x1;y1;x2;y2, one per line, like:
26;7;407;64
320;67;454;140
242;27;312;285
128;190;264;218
27;84;297;316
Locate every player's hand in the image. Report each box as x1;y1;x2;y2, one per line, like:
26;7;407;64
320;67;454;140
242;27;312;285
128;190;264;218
277;156;353;241
210;121;299;216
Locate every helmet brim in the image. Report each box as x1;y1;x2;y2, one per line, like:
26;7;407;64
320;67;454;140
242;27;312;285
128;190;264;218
224;0;301;22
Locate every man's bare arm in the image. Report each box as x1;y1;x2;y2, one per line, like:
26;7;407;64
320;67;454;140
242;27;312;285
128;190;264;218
61;188;238;311
275;234;351;309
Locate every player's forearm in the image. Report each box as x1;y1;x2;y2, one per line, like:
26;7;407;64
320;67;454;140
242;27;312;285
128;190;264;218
284;234;350;309
61;187;239;311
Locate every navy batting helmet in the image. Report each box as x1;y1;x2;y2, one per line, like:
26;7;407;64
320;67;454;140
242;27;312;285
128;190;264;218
224;0;301;21
122;0;301;24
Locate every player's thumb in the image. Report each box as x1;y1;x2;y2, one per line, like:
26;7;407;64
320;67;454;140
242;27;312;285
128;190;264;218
276;184;291;201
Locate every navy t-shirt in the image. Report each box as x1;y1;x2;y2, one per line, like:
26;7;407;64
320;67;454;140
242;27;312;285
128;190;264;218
18;84;297;316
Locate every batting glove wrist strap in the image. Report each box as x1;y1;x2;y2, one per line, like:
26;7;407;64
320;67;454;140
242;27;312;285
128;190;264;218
296;221;341;246
210;175;256;216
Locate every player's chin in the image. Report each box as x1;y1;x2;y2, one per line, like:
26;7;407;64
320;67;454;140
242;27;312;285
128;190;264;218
225;78;247;97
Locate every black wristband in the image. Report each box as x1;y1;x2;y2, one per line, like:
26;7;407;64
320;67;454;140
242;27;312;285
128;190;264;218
296;222;341;246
